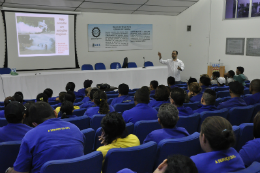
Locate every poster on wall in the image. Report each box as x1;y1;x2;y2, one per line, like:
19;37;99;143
88;24;153;52
226;38;245;55
246;38;260;56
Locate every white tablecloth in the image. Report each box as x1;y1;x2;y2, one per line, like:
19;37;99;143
0;66;168;100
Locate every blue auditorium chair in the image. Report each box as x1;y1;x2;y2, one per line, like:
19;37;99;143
62;115;90;130
200;108;229;127
154;107;159;112
144;61;154;67
110;62;122;69
40;151;103;173
154;132;201;168
0;68;11;75
95;63;106;70
133;120;161;143
217;91;230;98
90;114;106;131
81;128;95;154
102;142;157;173
107;98;114;105
215;98;223;107
106;91;117;94
236;123;254;151
0;141;21;173
106;94;119;99
227;162;260;173
0;118;8;127
215;86;230;92
75;98;83;103
222;96;231;102
228;105;254;125
243;94;252;98
128;92;136;96
73;108;87;117
0;102;4;106
81;64;94;70
183;102;200;110
252;103;260;122
114;102;135;113
232;126;240;151
244;88;250;95
177;113;200;134
130;88;139;92
127;62;137;68
126;122;134;134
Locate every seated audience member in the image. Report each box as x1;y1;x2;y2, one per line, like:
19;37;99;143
170;88;193;116
211;71;220;85
199;76;211;92
36;93;48;103
81;87;92;103
13;94;23;104
239;111;260;166
225;70;235;85
149;85;170;108
55;91;80;114
233;67;247;86
77;79;93;97
84;90;115;118
217;81;247;109
167;76;176;89
56;91;66;106
97;112;140;161
6;102;85;173
184;90;190;103
244;79;260;105
43;88;56;102
0;96;15;118
66;82;81;98
60;101;77;119
187;77;197;86
150;80;159;95
193;89;218;113
23;102;35;127
80;88;98;109
190;116;245;173
201;74;210;78
14;91;24;103
0;101;32;142
111;83;134;107
217;77;226;87
144;103;189;144
188;82;203;103
122;88;158;124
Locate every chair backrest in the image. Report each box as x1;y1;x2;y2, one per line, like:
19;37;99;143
114;102;135;113
177;113;200;134
90;114;106;131
252;103;260;123
62;115;90;130
215;98;223;107
106;94;119;99
232;125;240;151
128;92;136;96
81;64;94;70
200;108;229;127
222;96;231;102
127;62;137;68
227;162;260;173
154;107;159;112
40;151;103;173
228;105;255;125
217;91;230;98
237;123;254;151
81;128;95;154
155;132;201;168
0;118;8;127
183;102;200;110
94;127;103;150
0;68;11;75
215;87;230;92
110;62;122;69
144;61;154;67
126;122;134;134
75;98;83;103
133;120;161;143
95;63;106;70
0;141;21;173
244;88;250;95
107;98;114;105
73;108;87;117
103;141;157;173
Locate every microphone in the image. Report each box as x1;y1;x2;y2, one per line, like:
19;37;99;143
143;57;146;68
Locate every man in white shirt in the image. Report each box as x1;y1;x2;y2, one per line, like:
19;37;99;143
158;51;184;84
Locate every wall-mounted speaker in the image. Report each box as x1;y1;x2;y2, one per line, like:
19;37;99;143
187;25;191;32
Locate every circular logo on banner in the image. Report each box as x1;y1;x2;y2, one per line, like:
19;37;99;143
92;27;101;37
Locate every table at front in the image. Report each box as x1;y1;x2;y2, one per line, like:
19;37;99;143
0;66;168;100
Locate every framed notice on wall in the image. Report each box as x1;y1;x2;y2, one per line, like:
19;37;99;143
226;38;245;55
88;24;153;52
246;38;260;56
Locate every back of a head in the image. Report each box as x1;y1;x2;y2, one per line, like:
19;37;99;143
217;77;226;86
141;86;150;95
4;96;15;107
90;88;99;100
101;112;127;145
65;91;76;103
251;79;260;93
59;92;67;103
85;87;92;96
36;93;48;103
150;80;159;90
200;76;211;86
66;82;76;92
200;74;209;78
155;85;170;101
201;116;235;151
30;102;56;124
5;101;25;123
43;88;53;98
118;83;129;95
23;102;35;127
158;103;179;128
93;90;109;114
60;101;74;119
84;79;93;88
229;81;244;96
237;66;244;74
14;91;24;101
167;76;175;86
189;82;202;94
13;94;23;103
212;72;220;78
187;77;197;85
164;155;198;173
170;88;185;106
253;111;260;138
228;70;235;78
134;88;150;104
203;89;216;105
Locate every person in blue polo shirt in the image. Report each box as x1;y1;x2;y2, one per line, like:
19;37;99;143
36;93;48;103
170;87;193;116
111;83;134;108
193;89;218;114
188;82;203;103
148;85;170;108
217;81;247;110
190;116;245;173
65;82;82;98
60;101;77;119
144;103;189;144
0;101;32;142
211;77;229;91
150;80;158;95
122;88;158;124
239;111;260;167
6;102;85;173
81;87;92;103
199;76;211;92
167;76;177;89
77;79;93;98
43;88;57;102
244;79;260;105
80;88;98;109
0;96;15;118
84;90;115;118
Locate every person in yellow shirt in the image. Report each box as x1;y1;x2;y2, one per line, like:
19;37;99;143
97;112;140;161
55;91;80;114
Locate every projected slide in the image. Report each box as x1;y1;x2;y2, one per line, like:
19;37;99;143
15;13;69;57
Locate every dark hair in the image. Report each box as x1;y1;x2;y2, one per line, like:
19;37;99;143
36;93;48;103
150;80;159;90
201;116;235;151
141;86;150;95
59;92;67;103
250;79;260;93
4;97;15;107
164;155;198;173
189;82;202;94
212;72;220;78
14;92;23;101
118;84;129;95
253;111;260;138
5;101;25;123
90;88;99;100
101;112;128;145
155;85;170;101
84;80;93;88
172;50;178;55
229;81;244;96
65;91;76;103
30;102;56;124
134;88;150;104
203;89;216;105
66;82;76;92
167;76;175;85
43;88;53;98
187;77;197;85
228;70;235;77
158;103;179;128
200;76;211;86
237;66;244;74
93;90;110;114
170;88;186;106
23;102;35;127
13;94;23;103
60;101;74;119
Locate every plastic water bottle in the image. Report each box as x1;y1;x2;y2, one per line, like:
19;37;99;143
116;63;119;70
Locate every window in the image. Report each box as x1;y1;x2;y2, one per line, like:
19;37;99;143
251;0;260;17
226;0;236;19
237;0;250;18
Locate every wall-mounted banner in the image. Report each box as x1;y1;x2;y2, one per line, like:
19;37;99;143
88;24;153;52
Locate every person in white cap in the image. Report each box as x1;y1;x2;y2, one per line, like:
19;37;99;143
217;77;226;87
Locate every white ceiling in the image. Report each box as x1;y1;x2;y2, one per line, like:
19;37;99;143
1;0;199;16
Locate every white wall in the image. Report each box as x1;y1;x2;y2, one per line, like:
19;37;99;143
0;8;6;67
